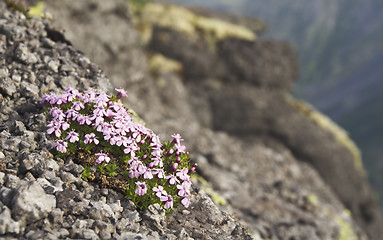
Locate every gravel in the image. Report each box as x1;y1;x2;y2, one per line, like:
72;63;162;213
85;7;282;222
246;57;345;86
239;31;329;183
0;3;253;239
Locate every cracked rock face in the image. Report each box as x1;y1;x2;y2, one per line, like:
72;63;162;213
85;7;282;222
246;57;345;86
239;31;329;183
0;3;252;240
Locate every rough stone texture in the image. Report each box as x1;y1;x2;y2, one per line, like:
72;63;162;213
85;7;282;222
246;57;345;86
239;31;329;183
11;181;56;223
0;3;253;240
217;38;298;90
0;0;381;239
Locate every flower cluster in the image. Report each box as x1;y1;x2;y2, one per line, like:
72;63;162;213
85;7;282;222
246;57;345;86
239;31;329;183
41;88;196;211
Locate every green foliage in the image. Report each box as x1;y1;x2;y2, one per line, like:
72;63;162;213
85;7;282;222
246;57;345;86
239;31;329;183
81;165;93;181
4;0;29;15
128;0;149;15
105;163;119;177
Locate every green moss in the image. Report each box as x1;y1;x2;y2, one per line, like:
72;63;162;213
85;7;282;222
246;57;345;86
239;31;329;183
335;214;359;240
149;53;183;75
286;95;365;177
128;0;149;15
203;187;227;205
28;1;45;17
306;193;319;207
191;174;227;205
128;2;256;46
5;0;53;19
127;109;145;125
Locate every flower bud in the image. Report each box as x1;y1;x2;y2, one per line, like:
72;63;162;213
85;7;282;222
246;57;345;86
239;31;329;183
190;163;197;173
173;162;178;171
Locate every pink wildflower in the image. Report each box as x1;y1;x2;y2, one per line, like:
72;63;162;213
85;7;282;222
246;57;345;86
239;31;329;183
165;174;178;185
153;185;167;198
177;181;191;197
95;153;110;164
65;130;79;143
143;168;153;179
72;101;84;111
53;140;67;153
115;88;128;99
171;133;184;145
176;167;189;181
84;133;99;145
135;181;147;196
181;196;190;208
160;195;174;209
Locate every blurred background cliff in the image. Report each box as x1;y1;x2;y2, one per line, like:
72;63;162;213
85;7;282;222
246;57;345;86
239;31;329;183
172;0;383;208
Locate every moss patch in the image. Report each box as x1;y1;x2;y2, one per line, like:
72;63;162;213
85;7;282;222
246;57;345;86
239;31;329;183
191;174;227;205
129;2;256;46
149;53;183;76
335;214;359;240
306;193;319;207
286;95;365;177
28;1;52;19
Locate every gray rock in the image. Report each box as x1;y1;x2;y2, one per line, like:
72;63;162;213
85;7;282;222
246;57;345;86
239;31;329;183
68;199;91;216
109;200;123;218
36;177;62;194
59;171;78;183
10;120;26;135
58;228;70;238
82;229;100;240
48;60;59;72
0;77;17;96
0;187;13;207
48;208;64;224
175;228;193;239
89;200;115;220
142;204;166;234
11;181;56;223
117;232;158;240
23;171;36;181
0;151;5;160
4;174;20;189
73;219;91;229
115;217;133;232
26;113;46;131
14;43;38;64
19;140;31;152
92;220;114;235
20;80;40;97
59;76;78;89
0;171;5;185
0;67;9;78
43;172;64;190
61;161;84;177
19;152;39;173
0;205;23;235
2;136;21;152
24;230;47;240
11;74;21;83
20;152;59;177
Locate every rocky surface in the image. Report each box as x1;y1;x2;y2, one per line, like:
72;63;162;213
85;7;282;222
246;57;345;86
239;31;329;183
0;0;381;239
0;3;252;239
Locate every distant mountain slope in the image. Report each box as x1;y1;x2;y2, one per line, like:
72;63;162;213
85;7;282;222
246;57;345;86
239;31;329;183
171;0;383;205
